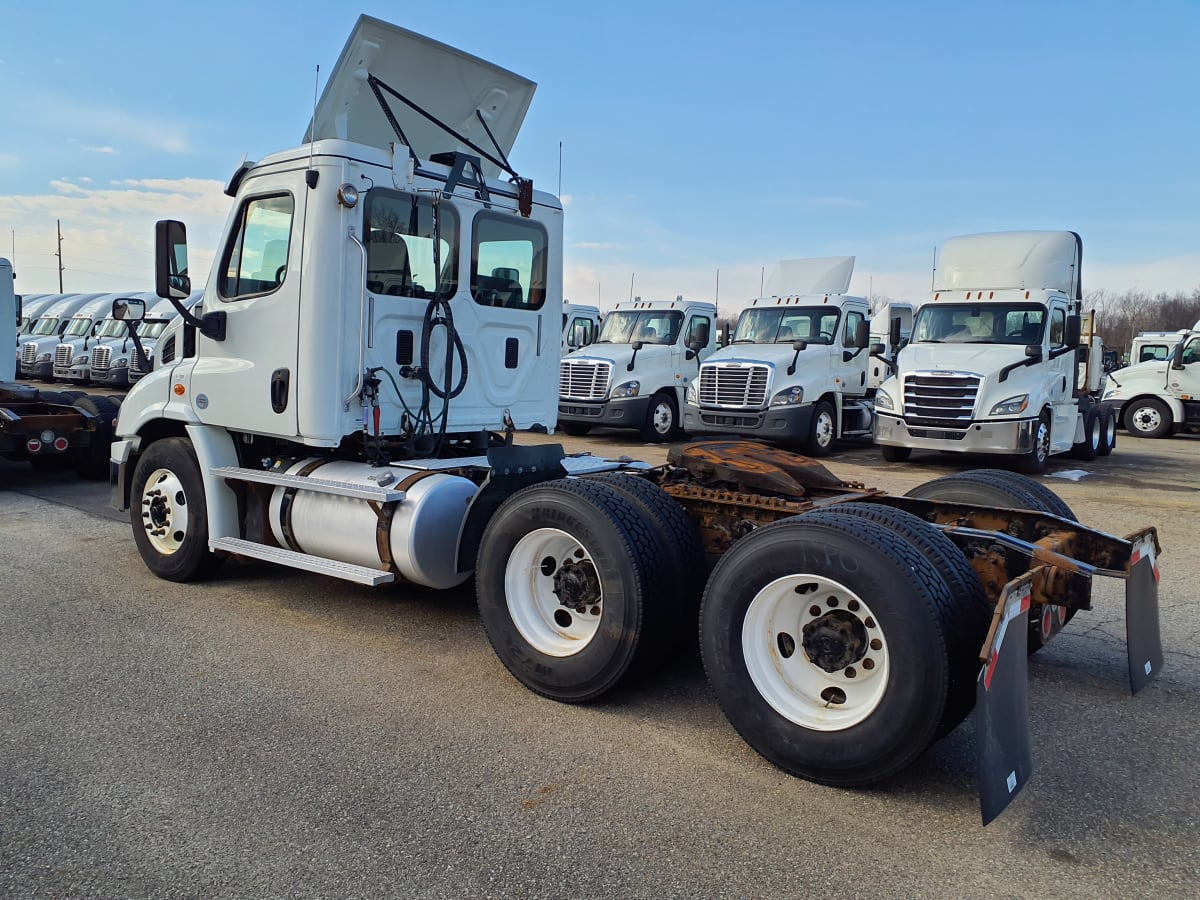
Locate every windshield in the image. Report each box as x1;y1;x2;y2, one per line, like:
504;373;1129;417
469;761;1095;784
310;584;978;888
732;307;840;344
96;318;127;338
64;317;95;337
596;310;683;345
912;303;1047;345
139;320;169;339
30;317;61;336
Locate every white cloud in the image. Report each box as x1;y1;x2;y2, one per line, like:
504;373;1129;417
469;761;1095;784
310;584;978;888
29;91;191;154
82;145;118;154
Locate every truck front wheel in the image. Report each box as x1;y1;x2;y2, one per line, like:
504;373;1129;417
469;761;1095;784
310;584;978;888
700;514;955;786
640;392;678;442
806;400;836;457
1017;411;1051;474
1124;397;1171;439
130;437;224;583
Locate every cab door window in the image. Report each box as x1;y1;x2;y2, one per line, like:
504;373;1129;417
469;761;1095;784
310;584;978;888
1049;308;1067;348
685;315;711;348
842;311;865;347
471;213;548;310
218;194;295;300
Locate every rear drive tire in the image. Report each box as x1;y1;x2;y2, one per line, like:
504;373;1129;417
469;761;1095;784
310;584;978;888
1070;408;1101;460
71;394;120;480
700;514;957;786
129;437;224;582
1097;408;1117;456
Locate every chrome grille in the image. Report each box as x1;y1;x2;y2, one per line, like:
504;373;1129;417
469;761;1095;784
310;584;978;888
54;344;74;369
21;342;37;365
92;346;111;371
903;371;981;426
559;360;612;401
698;363;771;409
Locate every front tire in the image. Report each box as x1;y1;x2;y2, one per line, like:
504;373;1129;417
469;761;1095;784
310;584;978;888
559;422;592;437
1124;397;1171;439
640;392;678;442
880;444;911;462
1017;411;1051;474
806;400;836;457
700;514;957;786
129;437;223;582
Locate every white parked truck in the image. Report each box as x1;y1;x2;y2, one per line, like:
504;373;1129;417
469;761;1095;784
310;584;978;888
682;257;886;455
558;297;718;440
874;231;1116;471
1102;323;1200;438
107;17;1162;825
20;293;108;380
562;301;601;353
89;292;174;388
53;292;137;383
125;291;203;385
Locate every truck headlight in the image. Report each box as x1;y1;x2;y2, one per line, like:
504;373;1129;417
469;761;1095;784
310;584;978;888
685;380;698;405
38;353;51;362
74;355;88;365
611;380;640;399
989;394;1029;416
770;386;804;406
874;391;894;411
113;359;128;368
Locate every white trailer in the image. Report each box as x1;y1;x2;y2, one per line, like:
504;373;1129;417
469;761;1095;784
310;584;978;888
1102;323;1200;438
2;261;15;381
106;17;1162;825
874;231;1115;471
558;297;717;440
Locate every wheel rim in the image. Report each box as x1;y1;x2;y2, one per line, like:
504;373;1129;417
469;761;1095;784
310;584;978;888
1089;416;1101;451
1132;405;1160;434
814;411;835;449
504;527;603;657
139;467;189;555
1034;418;1050;462
1105;413;1117;447
651;401;674;436
742;574;890;731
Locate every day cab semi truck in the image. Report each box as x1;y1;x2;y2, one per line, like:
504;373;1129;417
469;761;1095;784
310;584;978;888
874;231;1116;472
561;301;601;354
682;257;896;455
0;260;120;477
1103;323;1200;439
107;16;1162;824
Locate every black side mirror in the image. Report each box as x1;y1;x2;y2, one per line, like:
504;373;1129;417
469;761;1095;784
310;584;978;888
627;340;644;372
854;320;871;350
112;298;146;322
792;339;808;353
871;342;886;355
1170;342;1186;370
1064;315;1081;349
1025;345;1043;361
889;316;902;347
787;340;809;376
155;219;191;300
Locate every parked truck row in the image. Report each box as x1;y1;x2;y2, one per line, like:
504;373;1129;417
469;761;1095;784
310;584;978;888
99;15;1163;825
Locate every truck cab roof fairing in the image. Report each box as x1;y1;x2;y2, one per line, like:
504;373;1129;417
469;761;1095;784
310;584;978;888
304;15;536;180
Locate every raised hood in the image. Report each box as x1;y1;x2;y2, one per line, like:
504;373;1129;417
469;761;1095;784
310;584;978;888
305;15;536;179
934;231;1081;298
764;257;855;297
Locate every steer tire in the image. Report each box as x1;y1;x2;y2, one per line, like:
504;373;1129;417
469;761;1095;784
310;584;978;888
880;444;912;462
584;471;706;651
802;503;991;738
640;391;679;443
129;437;224;582
1124;397;1172;439
905;470;1077;653
560;422;592;437
476;479;666;703
1017;411;1052;474
71;394;121;480
700;513;957;786
805;400;836;457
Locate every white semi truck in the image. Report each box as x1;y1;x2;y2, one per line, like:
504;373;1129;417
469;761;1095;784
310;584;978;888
19;293;108;380
874;231;1116;471
107;17;1162;824
682;257;885;455
125;291;204;385
561;301;601;353
53;292;137;383
1102;323;1200;438
557;297;718;440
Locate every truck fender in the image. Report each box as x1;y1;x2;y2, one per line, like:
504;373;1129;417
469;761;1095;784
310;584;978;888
1119;393;1184;428
184;423;242;543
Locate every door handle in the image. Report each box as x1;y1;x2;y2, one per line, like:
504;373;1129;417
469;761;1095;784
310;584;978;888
271;368;290;413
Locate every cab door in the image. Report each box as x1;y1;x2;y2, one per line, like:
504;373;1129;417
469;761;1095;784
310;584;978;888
190;173;305;436
1168;335;1200;398
1046;302;1075;449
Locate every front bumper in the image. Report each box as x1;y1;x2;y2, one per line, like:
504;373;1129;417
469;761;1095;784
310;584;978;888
874;412;1037;455
683;402;813;440
558;397;652;430
21;360;53;379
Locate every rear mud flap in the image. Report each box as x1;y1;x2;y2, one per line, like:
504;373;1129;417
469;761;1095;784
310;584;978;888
1126;534;1162;695
975;575;1032;826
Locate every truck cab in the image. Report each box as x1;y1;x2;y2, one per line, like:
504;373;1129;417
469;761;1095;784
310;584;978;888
562;301;601;353
874;231;1113;471
682;258;873;455
558;297;717;441
92;293;180;388
53;292;134;383
20;293;107;380
1103;324;1200;438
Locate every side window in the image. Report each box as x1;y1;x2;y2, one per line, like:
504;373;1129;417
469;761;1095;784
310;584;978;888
218;194;294;300
842;311;865;348
365;190;459;299
685;315;711;348
1139;344;1168;362
1049;308;1066;348
472;213;548;310
1182;338;1200;365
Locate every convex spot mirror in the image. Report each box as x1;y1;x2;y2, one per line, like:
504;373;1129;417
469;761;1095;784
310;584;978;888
112;298;146;322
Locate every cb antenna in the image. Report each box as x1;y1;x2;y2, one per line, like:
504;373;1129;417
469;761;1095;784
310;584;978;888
306;65;320;189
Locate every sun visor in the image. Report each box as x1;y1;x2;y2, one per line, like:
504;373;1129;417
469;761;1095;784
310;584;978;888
304;15;536;179
764;257;855;297
934;231;1081;296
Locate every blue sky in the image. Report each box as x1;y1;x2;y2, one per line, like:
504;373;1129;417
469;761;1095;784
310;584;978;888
2;0;1197;309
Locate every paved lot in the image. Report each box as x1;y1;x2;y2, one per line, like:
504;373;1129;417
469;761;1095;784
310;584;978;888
1;430;1198;898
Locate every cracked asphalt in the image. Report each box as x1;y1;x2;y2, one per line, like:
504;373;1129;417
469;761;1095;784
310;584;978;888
1;431;1197;898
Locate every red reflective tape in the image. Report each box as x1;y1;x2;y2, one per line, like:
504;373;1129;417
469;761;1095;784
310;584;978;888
984;648;1000;691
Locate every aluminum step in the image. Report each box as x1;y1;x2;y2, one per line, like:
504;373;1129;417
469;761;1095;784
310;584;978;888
211;466;406;501
209;537;395;586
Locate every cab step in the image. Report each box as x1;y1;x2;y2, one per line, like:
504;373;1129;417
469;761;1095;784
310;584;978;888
211;465;406;501
209;536;395;586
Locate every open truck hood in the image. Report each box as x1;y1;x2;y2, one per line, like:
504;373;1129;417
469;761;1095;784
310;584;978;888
304;15;536;179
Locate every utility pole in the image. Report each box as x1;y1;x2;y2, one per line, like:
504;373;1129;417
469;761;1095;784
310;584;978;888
714;268;720;318
56;220;64;291
629;273;635;301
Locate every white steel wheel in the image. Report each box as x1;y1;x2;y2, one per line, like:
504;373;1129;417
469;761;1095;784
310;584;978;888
139;467;191;556
742;574;890;731
806;400;836;456
504;527;603;657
